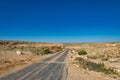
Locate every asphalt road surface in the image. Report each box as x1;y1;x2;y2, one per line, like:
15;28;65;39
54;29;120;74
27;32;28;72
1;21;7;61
0;50;69;80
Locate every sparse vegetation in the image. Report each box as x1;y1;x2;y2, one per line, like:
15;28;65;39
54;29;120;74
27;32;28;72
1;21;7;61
43;48;51;54
0;40;64;75
30;48;43;55
0;40;63;55
76;57;117;75
78;50;87;55
66;42;120;79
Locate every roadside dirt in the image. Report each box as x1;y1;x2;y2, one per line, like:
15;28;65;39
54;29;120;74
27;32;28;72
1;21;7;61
67;52;119;80
0;40;64;78
0;53;53;77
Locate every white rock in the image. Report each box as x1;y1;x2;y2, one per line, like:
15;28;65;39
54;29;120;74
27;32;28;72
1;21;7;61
16;50;21;55
76;65;79;67
22;51;32;55
116;69;120;73
93;52;96;55
115;65;120;69
109;58;118;62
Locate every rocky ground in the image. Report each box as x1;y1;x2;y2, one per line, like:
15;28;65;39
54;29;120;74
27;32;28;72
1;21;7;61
0;40;63;77
67;42;120;80
0;50;59;77
0;41;120;80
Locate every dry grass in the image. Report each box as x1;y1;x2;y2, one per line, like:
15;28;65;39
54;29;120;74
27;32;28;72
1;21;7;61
0;53;32;74
0;40;64;76
66;42;120;79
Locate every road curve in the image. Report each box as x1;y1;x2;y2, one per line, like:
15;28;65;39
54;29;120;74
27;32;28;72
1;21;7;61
0;50;69;80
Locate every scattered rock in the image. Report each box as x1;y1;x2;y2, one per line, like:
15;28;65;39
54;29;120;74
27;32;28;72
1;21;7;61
109;58;118;63
80;55;88;60
16;50;22;55
21;51;33;55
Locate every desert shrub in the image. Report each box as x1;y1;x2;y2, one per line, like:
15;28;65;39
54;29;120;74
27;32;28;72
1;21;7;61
43;49;51;54
102;68;116;74
78;50;87;55
30;47;52;55
89;62;116;74
30;48;42;55
88;62;104;71
76;57;117;75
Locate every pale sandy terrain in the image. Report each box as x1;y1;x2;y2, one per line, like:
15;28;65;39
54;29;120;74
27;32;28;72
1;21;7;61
67;42;120;80
67;52;120;80
1;41;120;80
0;40;64;77
0;53;54;77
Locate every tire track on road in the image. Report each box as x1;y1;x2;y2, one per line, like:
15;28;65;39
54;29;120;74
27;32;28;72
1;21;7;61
0;51;64;80
55;50;69;62
0;50;69;80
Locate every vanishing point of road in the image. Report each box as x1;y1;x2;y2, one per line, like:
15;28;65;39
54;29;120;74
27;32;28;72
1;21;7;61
0;50;69;80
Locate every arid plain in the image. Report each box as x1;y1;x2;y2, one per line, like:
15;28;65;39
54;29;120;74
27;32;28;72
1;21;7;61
0;40;120;80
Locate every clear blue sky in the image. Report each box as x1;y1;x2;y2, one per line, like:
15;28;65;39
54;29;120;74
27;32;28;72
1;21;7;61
0;0;120;42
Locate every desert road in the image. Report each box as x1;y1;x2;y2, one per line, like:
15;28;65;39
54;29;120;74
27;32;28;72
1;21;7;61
0;50;69;80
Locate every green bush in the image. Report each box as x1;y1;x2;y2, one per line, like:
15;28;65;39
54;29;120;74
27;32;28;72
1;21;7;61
30;47;51;55
87;62;116;74
43;49;51;54
78;50;87;55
